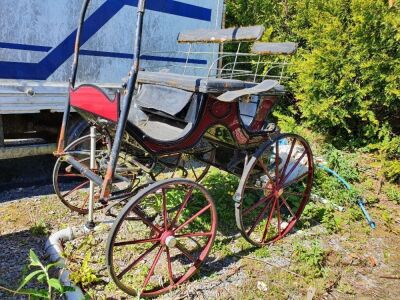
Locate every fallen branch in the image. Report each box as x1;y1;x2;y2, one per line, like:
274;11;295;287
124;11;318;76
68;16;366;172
379;275;400;280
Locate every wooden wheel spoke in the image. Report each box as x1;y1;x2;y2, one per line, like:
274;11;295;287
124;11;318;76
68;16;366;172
132;207;162;234
261;199;277;243
166;248;174;286
244;185;266;191
117;243;159;280
142;246;165;291
58;173;86;178
280;196;296;219
247;200;272;237
174;204;211;233
283;191;304;197
176;243;196;263
257;158;275;184
114;237;160;247
175;232;212;238
279;151;307;186
80;194;90;209
243;194;274;217
276;198;281;235
62;180;89;198
282;172;308;189
162;189;168;230
190;165;199;181
275;140;279;181
170;188;194;229
279;138;296;181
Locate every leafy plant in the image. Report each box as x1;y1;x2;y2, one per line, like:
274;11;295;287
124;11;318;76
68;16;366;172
69;252;99;287
30;220;50;237
293;241;327;278
321;208;341;233
0;249;74;299
383;184;400;204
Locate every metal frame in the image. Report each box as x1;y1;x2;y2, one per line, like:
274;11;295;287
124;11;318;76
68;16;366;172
140;47;292;83
56;0;148;199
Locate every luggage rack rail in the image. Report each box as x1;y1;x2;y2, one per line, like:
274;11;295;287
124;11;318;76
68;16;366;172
141;49;292;84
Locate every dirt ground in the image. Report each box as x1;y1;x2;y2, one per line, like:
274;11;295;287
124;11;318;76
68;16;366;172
0;175;399;299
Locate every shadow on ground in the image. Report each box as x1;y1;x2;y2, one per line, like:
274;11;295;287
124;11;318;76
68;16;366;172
0;230;47;298
0;155;56;202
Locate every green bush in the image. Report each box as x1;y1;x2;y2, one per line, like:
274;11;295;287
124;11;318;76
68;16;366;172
226;0;400;181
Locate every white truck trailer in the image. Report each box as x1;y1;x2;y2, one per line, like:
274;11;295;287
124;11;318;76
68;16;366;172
0;0;224;159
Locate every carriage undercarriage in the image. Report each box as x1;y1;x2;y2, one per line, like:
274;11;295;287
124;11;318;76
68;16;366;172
53;0;314;296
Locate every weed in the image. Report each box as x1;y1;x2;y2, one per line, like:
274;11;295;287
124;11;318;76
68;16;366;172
213;238;233;257
383;184;400;204
346;207;364;222
69;252;99;287
381;210;394;227
30;219;50;237
0;249;74;299
321;208;341;233
293;241;327;278
254;246;270;258
300;202;326;228
323;146;360;183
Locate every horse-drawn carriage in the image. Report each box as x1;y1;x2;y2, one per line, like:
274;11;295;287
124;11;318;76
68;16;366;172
53;0;313;296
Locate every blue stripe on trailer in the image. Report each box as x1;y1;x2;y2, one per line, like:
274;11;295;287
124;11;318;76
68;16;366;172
0;0;212;80
80;50;208;65
141;55;207;65
127;0;212;21
0;42;51;52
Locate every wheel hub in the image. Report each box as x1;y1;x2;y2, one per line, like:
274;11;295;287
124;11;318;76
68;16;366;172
274;188;283;198
160;231;177;248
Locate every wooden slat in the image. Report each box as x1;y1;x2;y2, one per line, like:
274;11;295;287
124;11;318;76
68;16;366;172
252;42;298;55
178;25;265;44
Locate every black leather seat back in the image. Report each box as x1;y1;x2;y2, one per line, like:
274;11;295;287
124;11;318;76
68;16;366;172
135;84;194;116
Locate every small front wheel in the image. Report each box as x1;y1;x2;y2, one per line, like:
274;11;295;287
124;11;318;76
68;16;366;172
53;131;112;214
106;178;217;297
236;133;314;247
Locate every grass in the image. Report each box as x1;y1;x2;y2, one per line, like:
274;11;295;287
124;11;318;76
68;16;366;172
29;219;50;237
12;126;395;299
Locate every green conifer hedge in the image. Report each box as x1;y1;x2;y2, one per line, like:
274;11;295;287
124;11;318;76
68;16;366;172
226;0;399;181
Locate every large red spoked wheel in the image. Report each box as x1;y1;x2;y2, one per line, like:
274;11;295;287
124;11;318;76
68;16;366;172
106;178;217;297
236;133;313;247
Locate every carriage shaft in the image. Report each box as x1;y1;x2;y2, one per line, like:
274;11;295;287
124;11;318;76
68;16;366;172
63;155;103;187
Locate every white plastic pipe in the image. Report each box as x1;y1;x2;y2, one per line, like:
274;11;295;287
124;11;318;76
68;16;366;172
45;227;87;300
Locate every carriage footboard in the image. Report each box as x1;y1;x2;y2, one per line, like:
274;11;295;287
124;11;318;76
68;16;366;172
217;80;283;102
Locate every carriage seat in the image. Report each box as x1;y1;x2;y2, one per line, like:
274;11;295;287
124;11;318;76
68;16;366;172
127;83;201;142
137;71;255;94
